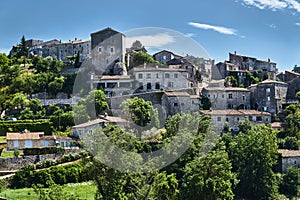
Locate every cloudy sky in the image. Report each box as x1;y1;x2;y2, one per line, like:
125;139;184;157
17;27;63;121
1;0;300;71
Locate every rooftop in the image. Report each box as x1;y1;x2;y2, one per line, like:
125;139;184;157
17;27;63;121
73;116;127;129
164;91;190;97
279;149;300;158
200;109;271;116
203;87;250;92
7;132;44;140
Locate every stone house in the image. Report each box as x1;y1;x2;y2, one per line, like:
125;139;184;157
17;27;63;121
162;91;200;118
91;27;126;73
200;109;271;133
6;132;72;150
29;39;91;63
90;74;133;97
212;52;278;81
249;80;288;114
132;63;192;93
201;87;251;110
278;149;300;172
72;115;128;138
153;50;181;64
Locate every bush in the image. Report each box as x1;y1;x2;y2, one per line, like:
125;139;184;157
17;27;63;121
23;147;65;156
10;162;90;189
0;119;52;135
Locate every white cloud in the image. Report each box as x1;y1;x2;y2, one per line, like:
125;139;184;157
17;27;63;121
126;33;175;48
188;22;237;35
296;22;300;25
286;0;300;12
184;33;195;38
241;0;300;12
268;23;277;28
0;48;10;54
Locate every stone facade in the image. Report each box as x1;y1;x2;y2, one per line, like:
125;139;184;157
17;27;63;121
29;39;90;63
287;76;300;100
200;110;271;132
91;28;126;73
201;87;251;110
161;92;200;118
153;50;179;64
249;80;288;114
133;63;191;93
278;149;300;172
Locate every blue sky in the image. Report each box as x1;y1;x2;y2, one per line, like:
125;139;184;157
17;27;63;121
1;0;300;71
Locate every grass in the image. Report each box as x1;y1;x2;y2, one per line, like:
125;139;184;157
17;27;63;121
0;150;23;158
0;182;97;200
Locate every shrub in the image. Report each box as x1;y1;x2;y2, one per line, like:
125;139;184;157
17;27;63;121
23;147;65;156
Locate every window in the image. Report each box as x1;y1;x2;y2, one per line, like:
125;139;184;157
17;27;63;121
266;88;271;93
155;82;160;89
256;116;262;121
13;140;19;148
242;95;245;101
228;94;233;99
226;118;229;122
165;73;170;78
98;47;102;52
146;73;151;79
249;116;253;121
266;118;269;122
222;95;224;98
168;82;173;88
138;74;143;79
60;142;65;148
174;103;178;107
147;83;151;90
267;96;271;101
156;73;159;78
181;103;184;106
174;73;178;78
110;47;114;53
44;141;49;147
25;140;32;148
237;117;239;121
217;117;222;122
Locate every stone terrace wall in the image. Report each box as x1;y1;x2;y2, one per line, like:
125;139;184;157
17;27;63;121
0;149;80;171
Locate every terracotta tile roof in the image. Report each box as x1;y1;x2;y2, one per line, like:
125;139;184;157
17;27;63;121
133;67;187;72
200;109;271;116
98;75;132;80
164;91;190;97
271;122;284;128
6;132;44;140
203;87;250;92
73;116;127;128
279;149;300;158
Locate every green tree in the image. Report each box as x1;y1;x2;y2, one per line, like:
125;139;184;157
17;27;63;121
131;51;157;68
120;97;154;127
280;167;300;198
230;124;279;199
85;89;108;118
181;144;236;200
48;76;64;96
293;65;300;74
15;35;28;58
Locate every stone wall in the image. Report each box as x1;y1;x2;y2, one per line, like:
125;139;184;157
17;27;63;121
0;149;80;171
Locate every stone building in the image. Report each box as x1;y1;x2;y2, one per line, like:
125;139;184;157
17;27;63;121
278;149;300;172
277;71;300;100
91;28;126;73
72;115;128;138
200;110;271;133
6;132;72;150
249;80;288;114
153;50;181;64
132;63;192;93
29;39;90;63
212;52;278;82
162;91;201;118
201;87;251;110
90;74;133;97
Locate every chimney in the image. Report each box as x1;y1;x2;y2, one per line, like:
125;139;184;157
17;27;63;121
234;51;236;55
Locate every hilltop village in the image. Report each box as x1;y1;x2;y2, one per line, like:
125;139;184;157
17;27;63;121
0;27;300;199
13;27;300;133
